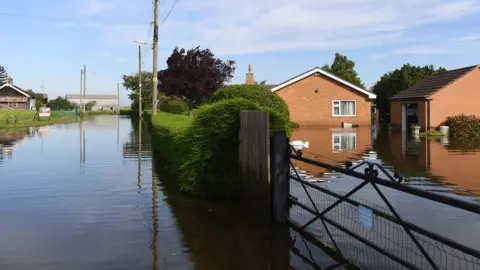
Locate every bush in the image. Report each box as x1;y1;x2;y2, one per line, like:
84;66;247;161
150;98;290;200
211;84;290;118
159;96;189;115
442;115;480;139
0;110;37;126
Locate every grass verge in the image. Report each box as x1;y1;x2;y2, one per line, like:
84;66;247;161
0;110;80;130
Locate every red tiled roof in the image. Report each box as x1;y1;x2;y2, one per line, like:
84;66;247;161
390;65;479;100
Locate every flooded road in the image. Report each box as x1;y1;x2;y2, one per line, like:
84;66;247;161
290;126;480;253
0;116;346;270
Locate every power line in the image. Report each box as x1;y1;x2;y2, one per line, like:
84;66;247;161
160;0;179;26
0;12;151;25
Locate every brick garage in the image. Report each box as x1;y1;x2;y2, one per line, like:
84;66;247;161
270;67;376;127
390;65;480;132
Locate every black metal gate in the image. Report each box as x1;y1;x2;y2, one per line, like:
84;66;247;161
287;146;480;270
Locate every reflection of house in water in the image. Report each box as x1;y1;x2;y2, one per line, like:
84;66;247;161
291;127;372;177
0;130;30;162
375;132;480;195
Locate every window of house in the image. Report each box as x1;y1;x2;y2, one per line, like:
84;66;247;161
332;133;356;152
332;100;356;117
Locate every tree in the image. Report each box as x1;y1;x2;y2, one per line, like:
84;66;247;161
321;53;365;89
372;64;447;121
158;46;235;107
85;101;97;111
25;89;48;106
0;65;8;85
47;96;78;111
122;71;154;113
254;80;266;85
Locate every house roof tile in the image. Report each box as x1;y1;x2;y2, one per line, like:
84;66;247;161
390;65;479;100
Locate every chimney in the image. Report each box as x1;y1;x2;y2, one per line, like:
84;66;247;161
245;64;254;85
7;77;13;85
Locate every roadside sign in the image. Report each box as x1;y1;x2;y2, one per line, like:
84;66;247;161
39;107;51;118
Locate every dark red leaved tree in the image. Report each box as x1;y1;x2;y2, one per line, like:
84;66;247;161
157;46;235;106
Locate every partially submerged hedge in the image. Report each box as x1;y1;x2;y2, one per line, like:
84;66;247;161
442;114;480;139
211;84;290;119
151;98;290;200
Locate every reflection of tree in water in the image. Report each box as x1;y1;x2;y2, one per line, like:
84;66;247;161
151;152;292;270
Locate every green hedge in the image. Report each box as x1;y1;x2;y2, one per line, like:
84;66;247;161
159;97;189;115
150;98;290;200
442;114;480;139
211;84;290;119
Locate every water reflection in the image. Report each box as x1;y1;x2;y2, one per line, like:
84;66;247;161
290;127;372;179
375;130;480;196
0;127;41;164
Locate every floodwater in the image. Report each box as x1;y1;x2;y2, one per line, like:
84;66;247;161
0;116;347;270
290;126;480;268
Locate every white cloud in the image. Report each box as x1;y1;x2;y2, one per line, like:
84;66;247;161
460;34;480;41
80;0;480;56
392;47;449;55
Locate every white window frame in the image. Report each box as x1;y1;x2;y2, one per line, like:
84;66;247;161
332;100;357;117
332;132;357;152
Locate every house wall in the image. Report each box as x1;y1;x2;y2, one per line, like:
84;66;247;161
429;67;480;127
67;98;118;110
274;74;373;127
0;86;29;110
390;100;428;132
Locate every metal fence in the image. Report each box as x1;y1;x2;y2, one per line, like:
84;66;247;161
288;146;480;270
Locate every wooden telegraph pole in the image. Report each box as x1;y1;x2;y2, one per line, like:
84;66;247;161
152;0;159;115
83;64;87;113
117;83;120;114
80;69;83;112
138;45;142;119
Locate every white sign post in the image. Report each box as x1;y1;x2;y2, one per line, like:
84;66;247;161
39;107;51;118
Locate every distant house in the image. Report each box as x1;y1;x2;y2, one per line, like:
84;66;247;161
0;77;33;110
390;65;480;132
266;66;376;127
65;94;119;110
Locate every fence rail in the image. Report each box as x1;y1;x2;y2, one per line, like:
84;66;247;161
288;146;480;270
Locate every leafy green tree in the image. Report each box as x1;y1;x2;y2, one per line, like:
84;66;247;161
25;89;48;105
47;96;78;111
158;46;235;107
85;101;97;111
122;71;154;113
0;65;8;85
321;53;365;89
254;80;266;85
372;64;447;121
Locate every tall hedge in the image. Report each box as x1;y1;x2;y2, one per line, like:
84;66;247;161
150;98;290;200
211;84;290;119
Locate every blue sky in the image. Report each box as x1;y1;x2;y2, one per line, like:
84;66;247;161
1;0;479;105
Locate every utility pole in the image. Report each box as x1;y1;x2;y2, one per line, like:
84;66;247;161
117;83;120;114
80;70;83;112
152;0;159;115
138;45;142;119
83;64;87;113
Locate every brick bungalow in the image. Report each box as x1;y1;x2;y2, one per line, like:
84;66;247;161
390;65;480;132
0;77;32;110
263;67;376;127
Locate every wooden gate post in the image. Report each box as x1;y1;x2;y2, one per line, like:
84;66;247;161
270;131;290;223
239;111;270;218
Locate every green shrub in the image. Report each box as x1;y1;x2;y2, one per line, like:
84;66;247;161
179;98;289;199
159;97;189;115
150;98;290;200
211;84;290;118
442;115;480;139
